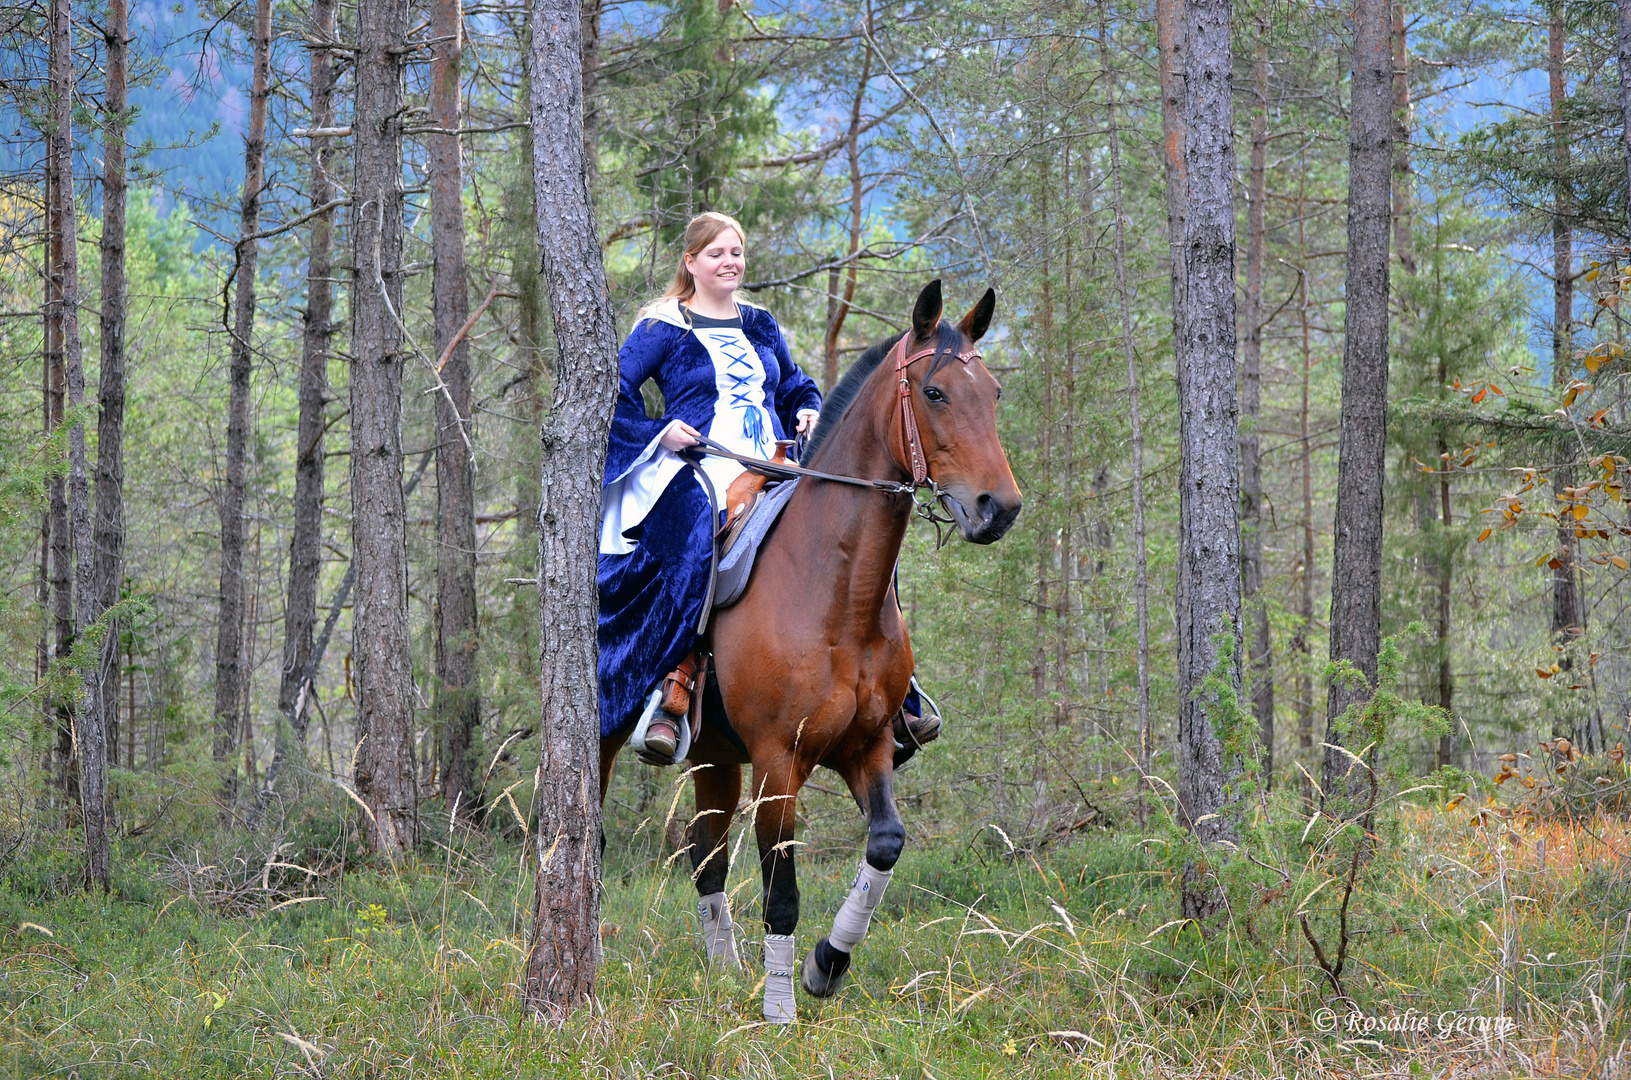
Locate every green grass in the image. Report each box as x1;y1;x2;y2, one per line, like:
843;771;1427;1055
0;796;1626;1078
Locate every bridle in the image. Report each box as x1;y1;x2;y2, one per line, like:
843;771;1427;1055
684;331;979;511
891;334;979;487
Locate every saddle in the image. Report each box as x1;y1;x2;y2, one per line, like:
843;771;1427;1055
638;447;801;762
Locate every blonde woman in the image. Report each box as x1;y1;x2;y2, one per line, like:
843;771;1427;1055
597;212;823;760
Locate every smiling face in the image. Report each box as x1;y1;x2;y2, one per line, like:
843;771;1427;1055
684;227;745;306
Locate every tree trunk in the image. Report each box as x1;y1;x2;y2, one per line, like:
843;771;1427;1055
215;0;273;800
823;24;871;390
1177;0;1243;930
1549;6;1583;705
96;0;129;770
580;0;602;184
432;0;481;820
44;109;74;808
52;0;107;890
523;0;618;1017
1103;14;1153;827
1156;0;1186;832
1323;0;1392;804
352;0;419;854
274;0;338;772
1241;22;1273;785
1619;0;1631;197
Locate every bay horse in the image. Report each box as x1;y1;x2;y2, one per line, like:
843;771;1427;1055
598;280;1022;1023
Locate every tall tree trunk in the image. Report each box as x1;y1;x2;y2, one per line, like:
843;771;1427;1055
353;0;419;854
1549;5;1583;709
432;0;481;819
1102;13;1152;826
580;0;601;183
524;0;618;1017
44;117;74;807
52;0;107;889
215;0;273;800
272;0;338;785
1176;0;1243;930
1323;0;1393;803
1156;0;1187;829
1241;22;1273;785
823;21;871;390
1619;0;1631;196
1295;221;1315;800
96;0;129;769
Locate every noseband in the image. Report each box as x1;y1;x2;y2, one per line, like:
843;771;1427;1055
891;334;979;486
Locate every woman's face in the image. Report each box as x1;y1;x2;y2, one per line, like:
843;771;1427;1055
685;228;745;301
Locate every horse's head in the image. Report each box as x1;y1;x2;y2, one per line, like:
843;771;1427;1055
896;280;1022;544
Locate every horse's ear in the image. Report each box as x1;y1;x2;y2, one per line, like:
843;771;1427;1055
912;279;943;340
958;288;996;343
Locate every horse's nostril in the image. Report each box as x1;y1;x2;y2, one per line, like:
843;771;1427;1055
976;492;999;523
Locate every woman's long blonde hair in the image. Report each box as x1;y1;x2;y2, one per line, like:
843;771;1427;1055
636;211;760;324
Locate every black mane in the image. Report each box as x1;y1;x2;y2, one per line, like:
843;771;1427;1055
802;321;964;464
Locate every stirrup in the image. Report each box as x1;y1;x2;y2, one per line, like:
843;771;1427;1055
893;676;943;750
631;688;692;766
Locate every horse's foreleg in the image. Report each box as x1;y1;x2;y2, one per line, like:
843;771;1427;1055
751;755;809;1024
690;762;741;965
802;738;903;999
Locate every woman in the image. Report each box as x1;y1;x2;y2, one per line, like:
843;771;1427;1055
598;212;822;759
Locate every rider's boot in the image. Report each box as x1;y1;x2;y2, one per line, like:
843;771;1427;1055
646;654;698;760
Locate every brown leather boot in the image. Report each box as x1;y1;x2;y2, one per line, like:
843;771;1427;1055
644;715;679;759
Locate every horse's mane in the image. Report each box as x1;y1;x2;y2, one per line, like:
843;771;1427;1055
802;321;963;464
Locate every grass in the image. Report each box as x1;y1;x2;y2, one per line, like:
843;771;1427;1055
0;782;1627;1078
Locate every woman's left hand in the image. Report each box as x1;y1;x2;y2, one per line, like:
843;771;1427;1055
796;411;818;437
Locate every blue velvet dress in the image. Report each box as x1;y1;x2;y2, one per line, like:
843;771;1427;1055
597;300;823;739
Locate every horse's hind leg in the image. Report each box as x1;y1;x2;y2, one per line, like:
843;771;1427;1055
689;762;741;965
751;753;813;1024
802;738;903;998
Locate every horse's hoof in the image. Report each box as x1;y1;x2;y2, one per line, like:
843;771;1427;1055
800;937;851;998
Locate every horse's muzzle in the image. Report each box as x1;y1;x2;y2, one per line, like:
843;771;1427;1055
948;490;1022;544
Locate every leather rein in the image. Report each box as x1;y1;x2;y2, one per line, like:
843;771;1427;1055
682;335;978;538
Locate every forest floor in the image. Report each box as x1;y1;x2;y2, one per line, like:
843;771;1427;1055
0;792;1627;1079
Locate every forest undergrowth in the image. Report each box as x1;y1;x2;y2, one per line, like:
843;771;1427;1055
1;764;1628;1080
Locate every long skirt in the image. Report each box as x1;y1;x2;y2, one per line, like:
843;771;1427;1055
597;472;713;739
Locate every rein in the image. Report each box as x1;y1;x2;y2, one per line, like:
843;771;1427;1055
682;335;978;546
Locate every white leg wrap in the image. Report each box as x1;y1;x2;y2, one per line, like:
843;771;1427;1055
762;933;796;1024
827;860;893;953
697;892;739;965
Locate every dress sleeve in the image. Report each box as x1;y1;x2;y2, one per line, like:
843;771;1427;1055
769;318;823;436
605;320;682;487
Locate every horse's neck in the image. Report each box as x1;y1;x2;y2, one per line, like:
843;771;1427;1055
791;363;912;622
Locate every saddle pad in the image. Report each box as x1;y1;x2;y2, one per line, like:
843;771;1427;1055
713;478;798;610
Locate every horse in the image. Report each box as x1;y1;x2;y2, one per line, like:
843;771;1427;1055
598;279;1022;1023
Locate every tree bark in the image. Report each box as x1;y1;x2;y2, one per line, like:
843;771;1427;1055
1176;0;1243;929
1241;22;1273;785
44;98;74;808
1156;0;1186;832
278;0;338;745
523;0;617;1017
1102;15;1152;827
1619;0;1631;198
1295;209;1315;800
823;17;871;390
267;0;339;818
51;0;107;889
432;0;481;820
215;0;273;799
1323;0;1393;803
352;0;419;854
95;0;129;770
580;0;601;184
1549;5;1584;700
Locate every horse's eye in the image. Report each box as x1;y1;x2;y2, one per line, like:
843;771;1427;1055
995;386;1003;401
923;385;946;403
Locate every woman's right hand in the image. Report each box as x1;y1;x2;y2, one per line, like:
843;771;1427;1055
659;421;702;452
